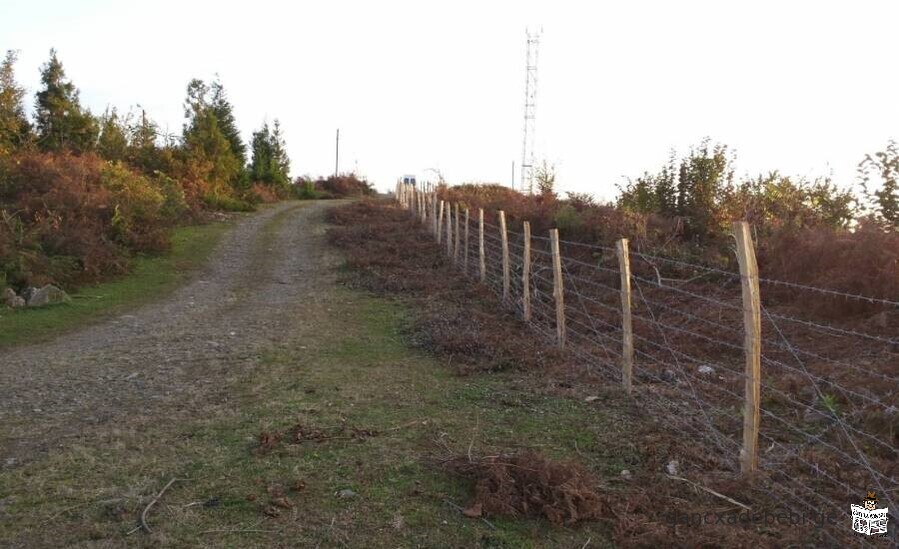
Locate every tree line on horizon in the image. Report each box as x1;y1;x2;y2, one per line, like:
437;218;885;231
0;48;372;293
440;137;899;303
612;138;898;237
0;48;292;204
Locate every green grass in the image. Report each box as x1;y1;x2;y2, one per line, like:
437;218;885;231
0;288;636;547
0;220;232;349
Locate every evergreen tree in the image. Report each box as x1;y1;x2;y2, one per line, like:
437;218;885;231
182;79;240;188
128;109;163;173
97;107;128;161
249;119;290;188
0;49;32;153
209;78;246;165
271;120;290;180
34;49;98;153
535;160;557;200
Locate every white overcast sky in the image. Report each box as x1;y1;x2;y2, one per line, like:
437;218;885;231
3;0;898;198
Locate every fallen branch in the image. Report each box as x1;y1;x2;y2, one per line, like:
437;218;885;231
666;474;751;511
139;477;185;534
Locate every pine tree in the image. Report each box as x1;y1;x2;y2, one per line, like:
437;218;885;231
128;109;163;174
210;78;246;165
0;49;32;153
97;107;128;161
182;79;240;188
249;121;272;182
249;119;290;188
270;119;290;183
34;49;98;153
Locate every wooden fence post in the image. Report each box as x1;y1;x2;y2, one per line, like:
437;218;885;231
446;203;453;257
522;221;531;322
734;221;761;475
432;193;438;234
464;208;470;272
454;203;461;265
479;209;486;283
421;192;426;224
437;200;445;243
550;229;566;349
499;211;510;301
616;238;634;394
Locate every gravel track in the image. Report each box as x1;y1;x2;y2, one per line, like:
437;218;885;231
0;200;336;468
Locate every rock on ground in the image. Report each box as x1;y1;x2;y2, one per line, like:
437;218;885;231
2;288;26;309
25;285;70;308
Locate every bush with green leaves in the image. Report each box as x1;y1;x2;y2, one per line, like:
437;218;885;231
99;162;169;251
858;140;899;230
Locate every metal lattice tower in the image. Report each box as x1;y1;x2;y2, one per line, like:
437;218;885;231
520;28;540;194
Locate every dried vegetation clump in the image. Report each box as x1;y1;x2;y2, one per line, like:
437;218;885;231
0;152;190;288
441;451;609;526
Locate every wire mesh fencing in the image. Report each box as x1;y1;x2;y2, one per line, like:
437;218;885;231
395;187;897;544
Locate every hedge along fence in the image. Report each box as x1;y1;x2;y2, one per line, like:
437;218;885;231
395;182;898;545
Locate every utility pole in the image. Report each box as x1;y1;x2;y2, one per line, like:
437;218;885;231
335;129;340;177
512;161;515;190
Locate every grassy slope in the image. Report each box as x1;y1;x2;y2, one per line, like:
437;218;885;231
0;220;232;349
0;289;636;548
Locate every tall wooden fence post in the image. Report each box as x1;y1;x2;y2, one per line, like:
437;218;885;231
454;204;461;265
445;203;453;257
522;221;532;322
734;221;761;475
464;208;470;272
616;238;634;394
478;209;486;283
550;229;566;349
499;211;510;301
437;201;445;243
432;193;438;234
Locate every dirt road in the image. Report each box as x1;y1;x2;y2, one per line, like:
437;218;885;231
0;201;335;469
0;200;625;548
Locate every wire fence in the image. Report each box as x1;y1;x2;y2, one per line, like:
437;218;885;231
395;185;897;544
